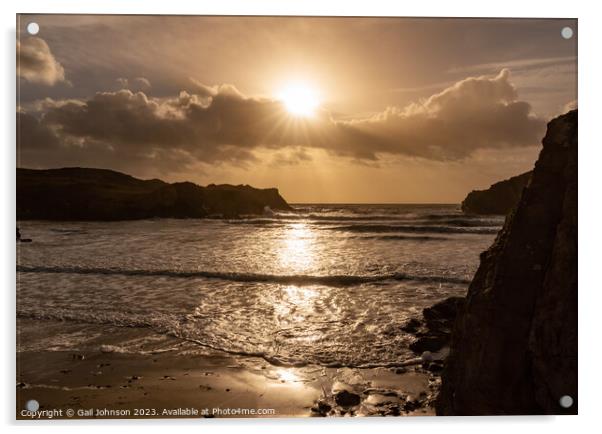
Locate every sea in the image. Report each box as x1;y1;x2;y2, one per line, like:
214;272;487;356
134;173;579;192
17;204;504;368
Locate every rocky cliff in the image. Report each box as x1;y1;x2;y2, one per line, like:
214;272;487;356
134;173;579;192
437;110;577;415
17;167;292;220
461;171;532;215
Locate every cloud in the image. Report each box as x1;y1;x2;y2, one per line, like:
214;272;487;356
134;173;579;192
449;57;577;119
18;69;546;174
116;77;152;90
116;77;129;88
17;37;66;86
448;56;575;75
338;69;546;160
134;77;151;88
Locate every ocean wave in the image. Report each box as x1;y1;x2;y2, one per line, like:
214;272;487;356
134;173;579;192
223;217;503;232
16;306;421;369
288;213;461;222
16;307;312;366
417;219;502;228
328;224;500;234
225;218;279;225
49;228;90;234
229;213;501;224
17;264;471;286
422;213;477;220
225;215;417;225
351;235;450;241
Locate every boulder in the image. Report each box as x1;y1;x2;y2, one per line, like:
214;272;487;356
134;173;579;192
400;318;421;333
334;390;361;407
423;296;465;332
409;336;448;353
405;296;466;355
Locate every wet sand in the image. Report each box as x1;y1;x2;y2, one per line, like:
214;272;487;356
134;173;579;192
16;336;438;419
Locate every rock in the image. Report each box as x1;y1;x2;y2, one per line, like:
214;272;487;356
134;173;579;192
334;390;361;407
421;351;434;362
424;361;444;373
400;318;421;333
461;171;532;215
317;401;332;413
405;296;465;356
17;167;292;220
386;406;401;416
403;399;422;412
422;296;465;334
423;297;464;324
409;336;447;353
437;110;578;415
311;400;332;416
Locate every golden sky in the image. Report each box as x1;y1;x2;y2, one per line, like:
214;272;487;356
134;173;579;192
17;15;577;203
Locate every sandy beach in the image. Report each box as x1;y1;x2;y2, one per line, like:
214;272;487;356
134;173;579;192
17;318;438;419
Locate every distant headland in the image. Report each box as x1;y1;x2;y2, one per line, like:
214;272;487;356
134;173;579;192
17;167;292;221
461;171;532;215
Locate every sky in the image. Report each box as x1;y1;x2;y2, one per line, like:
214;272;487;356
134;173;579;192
17;15;577;203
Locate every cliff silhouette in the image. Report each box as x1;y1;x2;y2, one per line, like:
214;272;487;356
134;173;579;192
437;110;577;415
17;167;292;220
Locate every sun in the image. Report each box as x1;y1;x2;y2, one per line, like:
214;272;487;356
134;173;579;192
277;83;320;117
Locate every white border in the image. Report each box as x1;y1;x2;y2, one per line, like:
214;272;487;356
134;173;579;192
3;1;600;433
2;0;585;18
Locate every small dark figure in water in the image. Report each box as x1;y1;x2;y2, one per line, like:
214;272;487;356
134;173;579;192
17;227;21;241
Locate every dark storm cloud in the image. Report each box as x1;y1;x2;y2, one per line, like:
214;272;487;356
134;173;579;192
17;37;66;86
19;70;546;172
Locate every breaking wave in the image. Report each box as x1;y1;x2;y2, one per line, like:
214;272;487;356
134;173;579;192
17;265;471;286
328;224;499;234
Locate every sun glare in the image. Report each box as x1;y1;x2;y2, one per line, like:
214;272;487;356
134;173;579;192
277;83;320;117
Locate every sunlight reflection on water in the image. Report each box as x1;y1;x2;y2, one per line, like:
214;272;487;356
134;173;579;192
17;205;498;366
277;222;317;272
274;285;321;333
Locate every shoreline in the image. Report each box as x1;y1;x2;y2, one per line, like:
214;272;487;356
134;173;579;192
16;325;439;419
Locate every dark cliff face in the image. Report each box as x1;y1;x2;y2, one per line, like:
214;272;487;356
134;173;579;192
437;110;577;415
461;171;532;215
17;167;292;220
